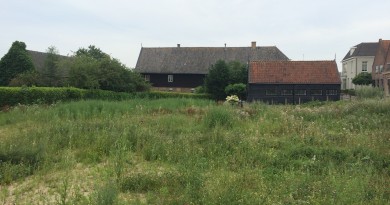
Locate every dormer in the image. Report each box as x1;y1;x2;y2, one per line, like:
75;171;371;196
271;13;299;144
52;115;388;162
350;46;357;56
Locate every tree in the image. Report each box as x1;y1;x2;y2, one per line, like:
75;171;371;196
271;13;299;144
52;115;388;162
76;45;109;60
0;41;35;86
68;45;150;92
43;46;62;86
204;60;230;100
228;61;248;84
352;72;372;86
204;60;248;100
67;55;101;89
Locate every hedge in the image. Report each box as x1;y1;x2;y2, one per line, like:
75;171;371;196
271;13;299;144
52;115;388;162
0;87;210;107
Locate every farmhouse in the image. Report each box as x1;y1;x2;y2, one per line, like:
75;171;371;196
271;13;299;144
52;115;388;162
247;61;341;104
372;39;390;97
135;42;289;92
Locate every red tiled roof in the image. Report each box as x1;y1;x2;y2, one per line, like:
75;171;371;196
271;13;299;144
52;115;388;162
249;61;341;84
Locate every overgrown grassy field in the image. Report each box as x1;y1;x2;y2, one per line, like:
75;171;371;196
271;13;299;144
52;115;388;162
0;98;389;204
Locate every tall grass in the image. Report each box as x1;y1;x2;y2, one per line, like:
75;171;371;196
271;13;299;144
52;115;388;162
0;98;389;204
355;86;384;99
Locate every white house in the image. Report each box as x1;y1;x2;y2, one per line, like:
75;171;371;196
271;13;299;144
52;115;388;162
341;42;378;90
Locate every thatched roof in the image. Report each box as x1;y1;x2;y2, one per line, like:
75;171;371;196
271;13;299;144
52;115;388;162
27;50;70;72
135;45;289;74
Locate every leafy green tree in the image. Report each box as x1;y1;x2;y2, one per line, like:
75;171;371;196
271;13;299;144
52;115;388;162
76;45;108;60
204;60;248;100
205;60;230;100
228;61;248;84
352;72;372;86
0;41;35;86
67;55;101;89
43;46;62;86
68;45;150;92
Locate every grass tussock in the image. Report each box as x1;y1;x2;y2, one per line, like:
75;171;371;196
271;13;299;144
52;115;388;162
0;98;389;204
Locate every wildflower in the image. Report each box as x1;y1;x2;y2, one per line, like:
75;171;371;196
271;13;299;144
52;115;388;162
225;95;240;105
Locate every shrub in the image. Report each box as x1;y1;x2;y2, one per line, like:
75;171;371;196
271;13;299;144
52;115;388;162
225;83;247;100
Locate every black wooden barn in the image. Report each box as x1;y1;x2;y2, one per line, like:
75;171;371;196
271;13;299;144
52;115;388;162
134;42;289;92
247;61;341;104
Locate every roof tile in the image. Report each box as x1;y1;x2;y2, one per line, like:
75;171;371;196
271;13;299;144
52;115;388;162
249;61;341;84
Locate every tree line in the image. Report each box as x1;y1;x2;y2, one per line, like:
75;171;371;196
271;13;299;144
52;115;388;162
0;41;150;93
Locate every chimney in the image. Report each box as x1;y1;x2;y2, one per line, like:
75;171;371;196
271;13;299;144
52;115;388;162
251;41;256;49
177;44;180;48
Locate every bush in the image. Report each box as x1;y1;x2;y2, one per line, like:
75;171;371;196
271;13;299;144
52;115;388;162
194;86;206;94
225;83;246;100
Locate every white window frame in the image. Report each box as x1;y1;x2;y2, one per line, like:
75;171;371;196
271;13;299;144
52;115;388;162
362;61;367;72
168;75;173;82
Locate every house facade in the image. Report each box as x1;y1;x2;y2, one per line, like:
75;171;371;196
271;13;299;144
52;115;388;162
247;61;341;104
341;42;378;90
372;39;390;97
134;42;289;92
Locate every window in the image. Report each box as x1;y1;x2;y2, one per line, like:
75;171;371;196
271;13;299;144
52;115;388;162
281;90;293;95
310;90;322;95
362;61;367;72
342;63;346;74
296;90;306;95
326;90;338;95
376;66;379;73
168;75;173;82
266;89;277;95
144;74;150;82
380;65;383;73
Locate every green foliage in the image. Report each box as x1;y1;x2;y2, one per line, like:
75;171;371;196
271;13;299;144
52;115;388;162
42;46;63;87
68;45;150;92
203;106;236;128
205;60;247;100
0;87;210;107
228;61;248;84
8;70;42;87
356;86;384;99
67;56;101;89
194;85;206;94
93;182;118;205
1;99;389;204
204;60;230;100
352;72;372;85
75;45;109;60
0;41;35;86
225;83;247;100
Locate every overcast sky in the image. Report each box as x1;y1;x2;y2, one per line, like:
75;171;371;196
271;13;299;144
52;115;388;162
1;0;390;71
